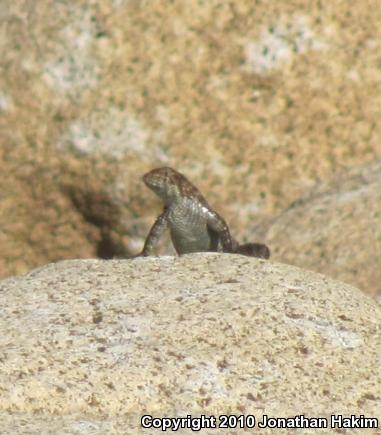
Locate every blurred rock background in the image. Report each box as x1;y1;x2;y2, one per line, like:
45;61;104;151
1;0;380;296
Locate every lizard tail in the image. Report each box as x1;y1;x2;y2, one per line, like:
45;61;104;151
235;242;270;259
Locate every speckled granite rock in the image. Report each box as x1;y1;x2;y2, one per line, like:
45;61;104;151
266;160;381;298
0;255;380;434
1;0;381;278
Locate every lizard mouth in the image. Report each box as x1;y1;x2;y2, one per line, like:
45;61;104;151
142;173;150;185
142;173;155;188
143;173;162;192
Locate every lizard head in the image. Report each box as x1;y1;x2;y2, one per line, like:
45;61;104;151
143;167;199;205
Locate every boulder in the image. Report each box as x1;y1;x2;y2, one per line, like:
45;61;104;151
266;161;381;298
0;255;380;433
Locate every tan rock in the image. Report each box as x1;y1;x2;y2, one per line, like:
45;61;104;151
0;255;380;434
1;0;381;278
266;161;381;298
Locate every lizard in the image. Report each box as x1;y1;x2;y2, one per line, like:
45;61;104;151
137;167;270;259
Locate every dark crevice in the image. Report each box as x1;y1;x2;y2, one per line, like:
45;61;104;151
96;231;129;259
63;185;132;259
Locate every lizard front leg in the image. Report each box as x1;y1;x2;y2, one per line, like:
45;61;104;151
206;210;234;253
139;208;169;256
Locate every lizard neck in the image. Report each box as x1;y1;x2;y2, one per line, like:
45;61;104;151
158;184;184;207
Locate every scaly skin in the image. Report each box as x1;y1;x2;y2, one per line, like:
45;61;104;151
139;167;270;259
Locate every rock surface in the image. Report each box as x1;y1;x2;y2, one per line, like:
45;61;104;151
1;0;381;282
0;255;380;434
266;160;381;298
